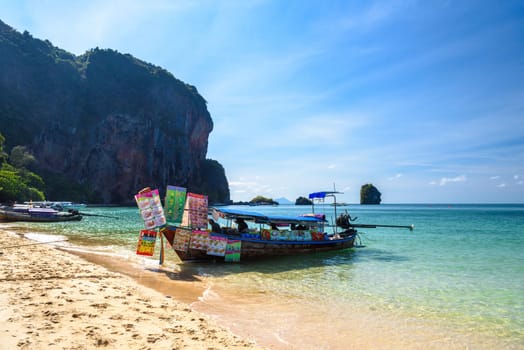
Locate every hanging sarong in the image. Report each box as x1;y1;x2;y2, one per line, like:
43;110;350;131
181;192;208;229
136;229;157;256
225;239;241;262
165;185;187;225
173;228;191;252
135;188;166;229
189;230;210;251
207;235;227;256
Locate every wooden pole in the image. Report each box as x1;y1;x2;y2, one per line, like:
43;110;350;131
351;223;414;231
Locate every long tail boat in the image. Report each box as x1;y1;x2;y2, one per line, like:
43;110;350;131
162;191;363;262
163;211;357;261
134;187;412;263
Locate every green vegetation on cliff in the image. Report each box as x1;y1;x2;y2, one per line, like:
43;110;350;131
0;133;45;203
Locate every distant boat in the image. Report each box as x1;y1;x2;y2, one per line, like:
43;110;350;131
0;206;82;222
330;202;349;206
49;201;87;211
24;201;87;211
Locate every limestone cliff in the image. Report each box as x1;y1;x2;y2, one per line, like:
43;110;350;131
360;184;381;205
0;19;229;204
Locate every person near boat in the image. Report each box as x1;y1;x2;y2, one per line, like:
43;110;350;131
235;218;248;233
208;218;222;233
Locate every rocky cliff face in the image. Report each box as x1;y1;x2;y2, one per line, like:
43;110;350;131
0;20;229;204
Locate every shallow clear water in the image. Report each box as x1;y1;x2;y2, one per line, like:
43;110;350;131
6;204;524;348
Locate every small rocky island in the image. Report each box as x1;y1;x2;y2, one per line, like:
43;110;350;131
295;196;313;205
360;184;381;204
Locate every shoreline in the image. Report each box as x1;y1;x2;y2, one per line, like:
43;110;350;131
64;247;209;305
64;238;518;350
2;222;521;350
0;227;261;349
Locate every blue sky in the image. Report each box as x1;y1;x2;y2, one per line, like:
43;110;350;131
2;0;523;203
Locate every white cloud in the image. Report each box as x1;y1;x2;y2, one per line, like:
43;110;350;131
229;178;274;199
514;175;520;180
388;173;403;181
490;176;500;180
439;175;467;186
284;113;369;147
497;183;506;188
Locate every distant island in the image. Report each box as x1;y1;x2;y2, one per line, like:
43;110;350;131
275;197;292;205
232;196;278;206
228;187;382;207
360;184;381;204
295;196;313;205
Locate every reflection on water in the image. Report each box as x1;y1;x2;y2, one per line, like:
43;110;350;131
180;248;358;276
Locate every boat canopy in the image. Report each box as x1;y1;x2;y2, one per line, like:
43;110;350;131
308;191;343;199
211;208;326;226
213;208;267;221
264;214;326;225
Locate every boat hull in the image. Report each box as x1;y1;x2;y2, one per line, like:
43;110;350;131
162;228;356;261
0;209;82;222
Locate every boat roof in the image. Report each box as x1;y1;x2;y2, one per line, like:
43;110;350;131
213;208;267;221
212;208;326;225
264;214;326;225
308;191;343;199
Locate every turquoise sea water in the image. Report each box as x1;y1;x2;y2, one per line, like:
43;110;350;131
4;204;523;349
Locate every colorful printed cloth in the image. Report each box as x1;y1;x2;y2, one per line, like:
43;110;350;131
189;230;210;251
135;189;166;229
165;185;187;225
181;192;208;229
173;228;191;252
207;235;227;256
225;239;241;262
211;208;225;221
136;229;157;256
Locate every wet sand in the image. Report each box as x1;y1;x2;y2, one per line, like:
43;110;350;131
0;227;261;349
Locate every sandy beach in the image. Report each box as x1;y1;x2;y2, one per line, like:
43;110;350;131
1;213;521;350
0;227;261;350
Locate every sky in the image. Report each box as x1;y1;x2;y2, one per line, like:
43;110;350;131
1;0;523;203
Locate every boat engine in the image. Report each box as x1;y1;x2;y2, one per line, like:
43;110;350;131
336;212;357;229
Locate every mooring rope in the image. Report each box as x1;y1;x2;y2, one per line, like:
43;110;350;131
0;230;145;252
0;239;69;250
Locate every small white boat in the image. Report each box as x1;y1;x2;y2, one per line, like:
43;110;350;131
25;201;87;211
0;206;82;222
49;201;87;210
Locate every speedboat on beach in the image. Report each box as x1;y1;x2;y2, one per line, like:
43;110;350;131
0;205;82;222
24;201;87;211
